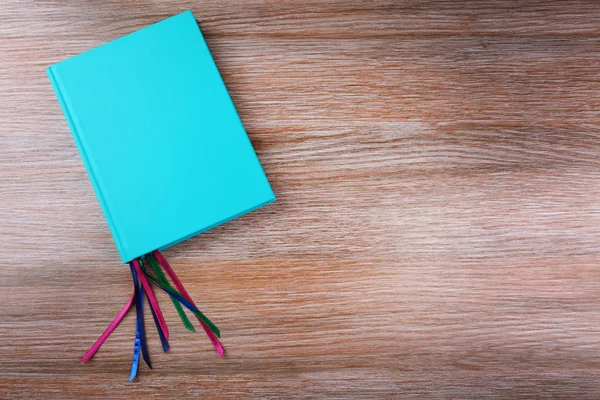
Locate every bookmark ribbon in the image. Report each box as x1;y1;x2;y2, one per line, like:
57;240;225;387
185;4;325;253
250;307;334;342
132;259;169;341
144;273;220;338
80;293;134;362
146;254;195;332
148;296;170;353
153;250;224;357
138;258;169;352
129;263;142;381
131;264;152;370
80;251;224;380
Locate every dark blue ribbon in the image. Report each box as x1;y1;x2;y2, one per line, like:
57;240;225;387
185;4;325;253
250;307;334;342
147;276;196;311
138;283;152;369
138;258;169;352
129;263;141;382
149;297;170;352
144;274;220;338
129;262;152;381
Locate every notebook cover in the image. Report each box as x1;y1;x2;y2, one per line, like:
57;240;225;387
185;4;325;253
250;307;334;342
47;10;275;263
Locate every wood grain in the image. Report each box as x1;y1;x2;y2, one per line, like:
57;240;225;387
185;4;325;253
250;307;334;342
2;0;600;398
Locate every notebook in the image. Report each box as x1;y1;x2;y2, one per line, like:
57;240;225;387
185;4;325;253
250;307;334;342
47;10;275;263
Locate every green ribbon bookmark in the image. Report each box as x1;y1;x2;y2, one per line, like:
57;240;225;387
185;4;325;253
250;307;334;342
146;253;195;332
144;272;220;338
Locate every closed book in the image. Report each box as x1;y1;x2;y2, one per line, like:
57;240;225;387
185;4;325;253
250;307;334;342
47;10;275;263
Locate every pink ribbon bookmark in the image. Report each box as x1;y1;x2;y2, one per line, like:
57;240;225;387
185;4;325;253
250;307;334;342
80;293;135;362
153;250;224;357
132;258;169;342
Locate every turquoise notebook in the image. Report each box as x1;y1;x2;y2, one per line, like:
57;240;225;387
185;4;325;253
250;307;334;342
47;10;275;263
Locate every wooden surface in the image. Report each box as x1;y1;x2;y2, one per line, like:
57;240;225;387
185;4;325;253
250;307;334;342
2;0;600;398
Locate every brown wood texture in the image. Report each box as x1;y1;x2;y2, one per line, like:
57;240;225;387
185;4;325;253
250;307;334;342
2;0;600;398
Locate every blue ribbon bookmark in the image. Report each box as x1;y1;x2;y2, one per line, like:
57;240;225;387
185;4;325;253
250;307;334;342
148;294;170;352
129;263;142;382
138;284;152;369
129;317;141;382
138;258;170;352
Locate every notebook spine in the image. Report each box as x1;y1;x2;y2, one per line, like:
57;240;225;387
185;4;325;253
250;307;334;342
47;66;129;261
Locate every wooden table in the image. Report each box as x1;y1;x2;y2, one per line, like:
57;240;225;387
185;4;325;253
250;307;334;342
2;1;600;398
